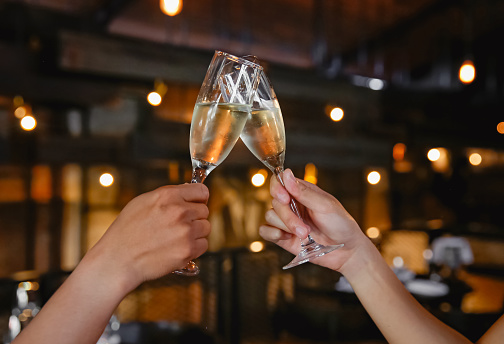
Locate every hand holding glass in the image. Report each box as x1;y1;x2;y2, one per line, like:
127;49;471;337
174;51;263;275
240;71;344;269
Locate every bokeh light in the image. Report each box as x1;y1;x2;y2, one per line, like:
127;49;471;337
393;143;406;161
366;227;380;239
99;173;114;187
367;171;381;185
249;241;264;252
304;163;318;184
330;107;344;121
147;91;162;106
20;115;36;131
14;106;27;119
251;169;267;187
497;122;504;134
160;0;183;16
459;60;476;84
469;153;482;166
427;148;441;162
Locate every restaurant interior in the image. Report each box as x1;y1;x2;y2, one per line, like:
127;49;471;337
1;0;504;343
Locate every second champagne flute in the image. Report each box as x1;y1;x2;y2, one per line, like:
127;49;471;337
173;51;263;275
240;71;344;269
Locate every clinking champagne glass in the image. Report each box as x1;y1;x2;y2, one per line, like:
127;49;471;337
173;51;263;276
240;70;344;269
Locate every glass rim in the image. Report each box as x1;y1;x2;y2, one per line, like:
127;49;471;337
215;50;263;70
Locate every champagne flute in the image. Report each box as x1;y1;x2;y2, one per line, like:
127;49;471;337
240;71;344;269
173;51;263;276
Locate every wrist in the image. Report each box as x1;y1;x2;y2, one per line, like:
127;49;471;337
338;237;382;283
78;239;140;299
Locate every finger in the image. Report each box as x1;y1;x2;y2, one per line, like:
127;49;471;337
271;199;310;239
283;169;336;212
264;208;289;232
270;175;290;204
192;238;209;259
179;183;210;203
188;203;210;220
259;224;294;243
191;219;211;239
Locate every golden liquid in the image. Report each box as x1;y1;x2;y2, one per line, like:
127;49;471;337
190;102;249;169
240;107;286;171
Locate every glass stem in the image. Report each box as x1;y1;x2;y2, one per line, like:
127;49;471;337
274;167;315;248
191;167;207;184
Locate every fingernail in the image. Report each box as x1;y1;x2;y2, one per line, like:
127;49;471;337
295;226;308;239
278;192;290;204
285;169;298;184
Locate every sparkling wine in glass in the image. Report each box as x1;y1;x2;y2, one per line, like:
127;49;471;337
173;51;263;276
240;71;344;269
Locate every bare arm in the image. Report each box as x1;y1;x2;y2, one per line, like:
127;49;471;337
12;183;211;344
260;169;474;344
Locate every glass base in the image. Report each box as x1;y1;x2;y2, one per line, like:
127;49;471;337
173;260;200;276
283;242;344;270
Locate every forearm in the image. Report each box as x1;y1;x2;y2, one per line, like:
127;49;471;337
12;244;133;344
339;239;472;344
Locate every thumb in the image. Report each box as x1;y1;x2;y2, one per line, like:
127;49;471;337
282;169;335;212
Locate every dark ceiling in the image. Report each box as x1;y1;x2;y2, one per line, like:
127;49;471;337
0;0;504;150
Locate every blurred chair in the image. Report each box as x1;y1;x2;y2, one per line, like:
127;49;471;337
431;236;474;270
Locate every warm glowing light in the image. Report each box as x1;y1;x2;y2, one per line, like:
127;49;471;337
427;148;441;162
330;107;344;121
14;106;27;118
13;95;24;107
427;219;443;230
99;173;114;187
367;171;381;185
304;163;318;184
251;173;266;187
459;60;475;84
393;256;404;268
366;227;380;239
393;143;406;161
469;153;482;166
147;91;162;106
20;115;36;131
249;241;264;252
497;122;504;134
423;249;433;260
160;0;183;16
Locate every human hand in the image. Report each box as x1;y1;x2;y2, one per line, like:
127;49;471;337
259;169;369;272
88;183;210;292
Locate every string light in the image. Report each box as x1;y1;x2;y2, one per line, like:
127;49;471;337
147;92;162;106
367;171;381;185
160;0;183;16
427;148;441;162
469;153;482;166
497;122;504;134
14;106;27;119
459;60;476;84
366;227;380;239
147;80;168;106
249;241;264;252
20;115;37;131
251;169;267;187
330;107;344;121
99;173;114;187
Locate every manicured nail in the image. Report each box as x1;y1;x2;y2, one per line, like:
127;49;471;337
295;226;308;239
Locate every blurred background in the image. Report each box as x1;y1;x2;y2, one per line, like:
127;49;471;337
1;0;504;343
